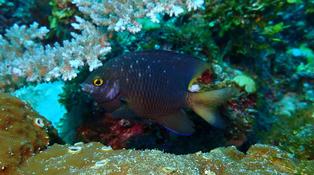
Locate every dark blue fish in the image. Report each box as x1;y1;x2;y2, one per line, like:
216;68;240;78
81;50;237;135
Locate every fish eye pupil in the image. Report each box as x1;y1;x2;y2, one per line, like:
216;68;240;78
93;78;103;86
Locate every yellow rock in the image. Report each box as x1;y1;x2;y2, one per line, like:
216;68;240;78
17;143;313;175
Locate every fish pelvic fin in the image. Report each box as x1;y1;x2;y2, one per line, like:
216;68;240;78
111;104;140;120
187;87;238;128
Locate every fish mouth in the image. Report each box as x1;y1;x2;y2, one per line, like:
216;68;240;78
80;83;93;92
80;83;121;102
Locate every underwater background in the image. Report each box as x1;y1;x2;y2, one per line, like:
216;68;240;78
0;0;313;174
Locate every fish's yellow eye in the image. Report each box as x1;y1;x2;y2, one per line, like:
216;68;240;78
93;78;104;87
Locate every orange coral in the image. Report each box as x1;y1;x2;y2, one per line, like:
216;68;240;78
0;93;58;175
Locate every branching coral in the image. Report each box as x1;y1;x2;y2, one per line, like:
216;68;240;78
72;0;204;33
0;17;111;91
0;0;205;91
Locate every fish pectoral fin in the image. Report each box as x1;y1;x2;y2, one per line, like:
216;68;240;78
111;104;139;119
154;110;195;135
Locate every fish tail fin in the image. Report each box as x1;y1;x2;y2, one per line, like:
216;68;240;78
187;87;238;128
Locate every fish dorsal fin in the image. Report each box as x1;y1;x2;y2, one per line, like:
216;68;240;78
153;110;195;135
188;87;238;128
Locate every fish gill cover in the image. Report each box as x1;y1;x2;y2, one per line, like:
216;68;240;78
0;0;313;174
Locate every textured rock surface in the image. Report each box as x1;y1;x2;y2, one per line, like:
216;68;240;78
0;93;59;175
18;143;313;175
262;105;314;160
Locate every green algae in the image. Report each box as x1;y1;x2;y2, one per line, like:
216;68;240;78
48;0;77;40
232;75;256;94
262;106;314;160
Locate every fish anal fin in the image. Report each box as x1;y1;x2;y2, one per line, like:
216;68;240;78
153;110;195;135
192;105;225;128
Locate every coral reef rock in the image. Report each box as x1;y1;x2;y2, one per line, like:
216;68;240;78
77;116;146;149
262;105;314;160
0;93;59;175
18;143;313;175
